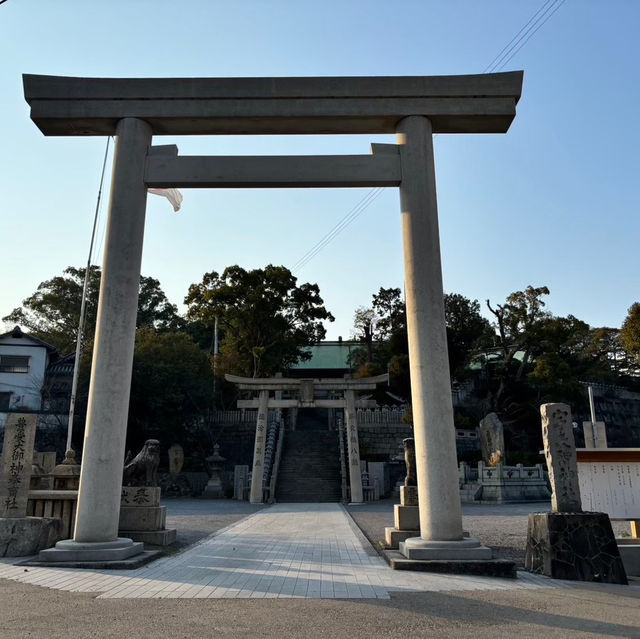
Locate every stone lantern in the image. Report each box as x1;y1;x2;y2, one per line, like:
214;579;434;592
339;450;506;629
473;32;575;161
203;444;226;498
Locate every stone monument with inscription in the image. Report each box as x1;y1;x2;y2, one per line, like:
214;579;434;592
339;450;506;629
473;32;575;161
479;412;504;466
0;414;63;556
525;403;627;584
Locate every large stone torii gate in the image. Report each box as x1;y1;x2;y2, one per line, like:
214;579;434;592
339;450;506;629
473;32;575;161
24;71;523;564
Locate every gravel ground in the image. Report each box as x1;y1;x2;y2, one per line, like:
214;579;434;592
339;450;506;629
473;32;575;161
347;499;632;567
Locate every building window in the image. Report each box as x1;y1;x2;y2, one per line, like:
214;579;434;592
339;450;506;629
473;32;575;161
0;392;10;410
0;355;30;373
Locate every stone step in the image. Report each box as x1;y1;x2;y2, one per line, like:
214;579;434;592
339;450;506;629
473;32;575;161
275;429;342;502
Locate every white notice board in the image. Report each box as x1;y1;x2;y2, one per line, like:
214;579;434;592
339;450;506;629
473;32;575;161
577;449;640;519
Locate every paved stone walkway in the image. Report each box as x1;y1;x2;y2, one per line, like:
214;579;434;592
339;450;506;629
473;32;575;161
0;503;587;599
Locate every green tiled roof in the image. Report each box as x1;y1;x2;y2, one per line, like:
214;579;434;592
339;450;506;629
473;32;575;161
293;341;359;370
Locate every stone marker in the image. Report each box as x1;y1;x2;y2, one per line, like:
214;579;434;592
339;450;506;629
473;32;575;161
234;465;249;500
525;403;627;584
0;414;38;518
168;444;184;475
479;412;504;466
541;403;581;513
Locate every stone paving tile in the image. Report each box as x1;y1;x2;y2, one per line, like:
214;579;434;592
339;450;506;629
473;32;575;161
1;503;634;599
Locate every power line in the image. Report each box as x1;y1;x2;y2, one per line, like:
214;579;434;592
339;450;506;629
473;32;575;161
292;0;566;272
293;188;384;271
293;188;382;270
483;0;558;72
494;0;566;71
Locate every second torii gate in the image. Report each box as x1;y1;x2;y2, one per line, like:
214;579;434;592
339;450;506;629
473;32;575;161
226;373;388;504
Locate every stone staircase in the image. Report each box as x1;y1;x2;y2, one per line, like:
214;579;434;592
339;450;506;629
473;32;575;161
275;409;342;502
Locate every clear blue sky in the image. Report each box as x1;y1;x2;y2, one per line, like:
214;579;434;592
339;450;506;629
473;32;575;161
1;0;638;342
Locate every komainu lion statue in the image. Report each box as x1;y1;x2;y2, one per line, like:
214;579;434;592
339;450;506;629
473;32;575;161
123;439;161;487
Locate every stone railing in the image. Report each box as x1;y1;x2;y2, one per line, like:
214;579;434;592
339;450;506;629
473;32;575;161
267;421;286;504
27;489;78;539
458;461;550;503
478;461;545;482
356;407;408;425
210;409;282;424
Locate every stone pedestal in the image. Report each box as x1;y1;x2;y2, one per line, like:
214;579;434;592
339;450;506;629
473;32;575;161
385;486;420;549
118;486;176;546
39;537;145;562
617;539;640;577
0;517;63;556
525;512;627;584
400;536;493;560
52;450;81;490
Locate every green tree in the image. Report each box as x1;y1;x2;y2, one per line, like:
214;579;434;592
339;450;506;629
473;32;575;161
620;303;640;369
349;288;407;378
3;266;181;353
351;306;376;363
185;265;334;378
527;315;596;403
126;329;214;453
350;288;490;397
485;285;551;410
444;293;493;379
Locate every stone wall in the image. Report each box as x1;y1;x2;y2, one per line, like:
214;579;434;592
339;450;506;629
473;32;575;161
357;424;412;462
209;421;256;469
577;394;640;447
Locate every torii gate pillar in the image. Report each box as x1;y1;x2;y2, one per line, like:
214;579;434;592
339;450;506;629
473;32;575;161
40;117;151;562
397;115;490;560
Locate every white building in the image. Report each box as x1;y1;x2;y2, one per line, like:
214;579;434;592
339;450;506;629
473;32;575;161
0;326;58;428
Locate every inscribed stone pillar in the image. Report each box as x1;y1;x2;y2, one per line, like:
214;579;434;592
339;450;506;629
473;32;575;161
0;414;37;518
73;117;152;544
250;390;269;504
345;389;363;503
541;403;582;512
396;115;463;542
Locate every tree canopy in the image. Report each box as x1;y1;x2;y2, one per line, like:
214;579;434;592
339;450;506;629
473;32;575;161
185;265;334;378
349;287;491;399
126;329;214;452
3;266;181;353
620;302;640;371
